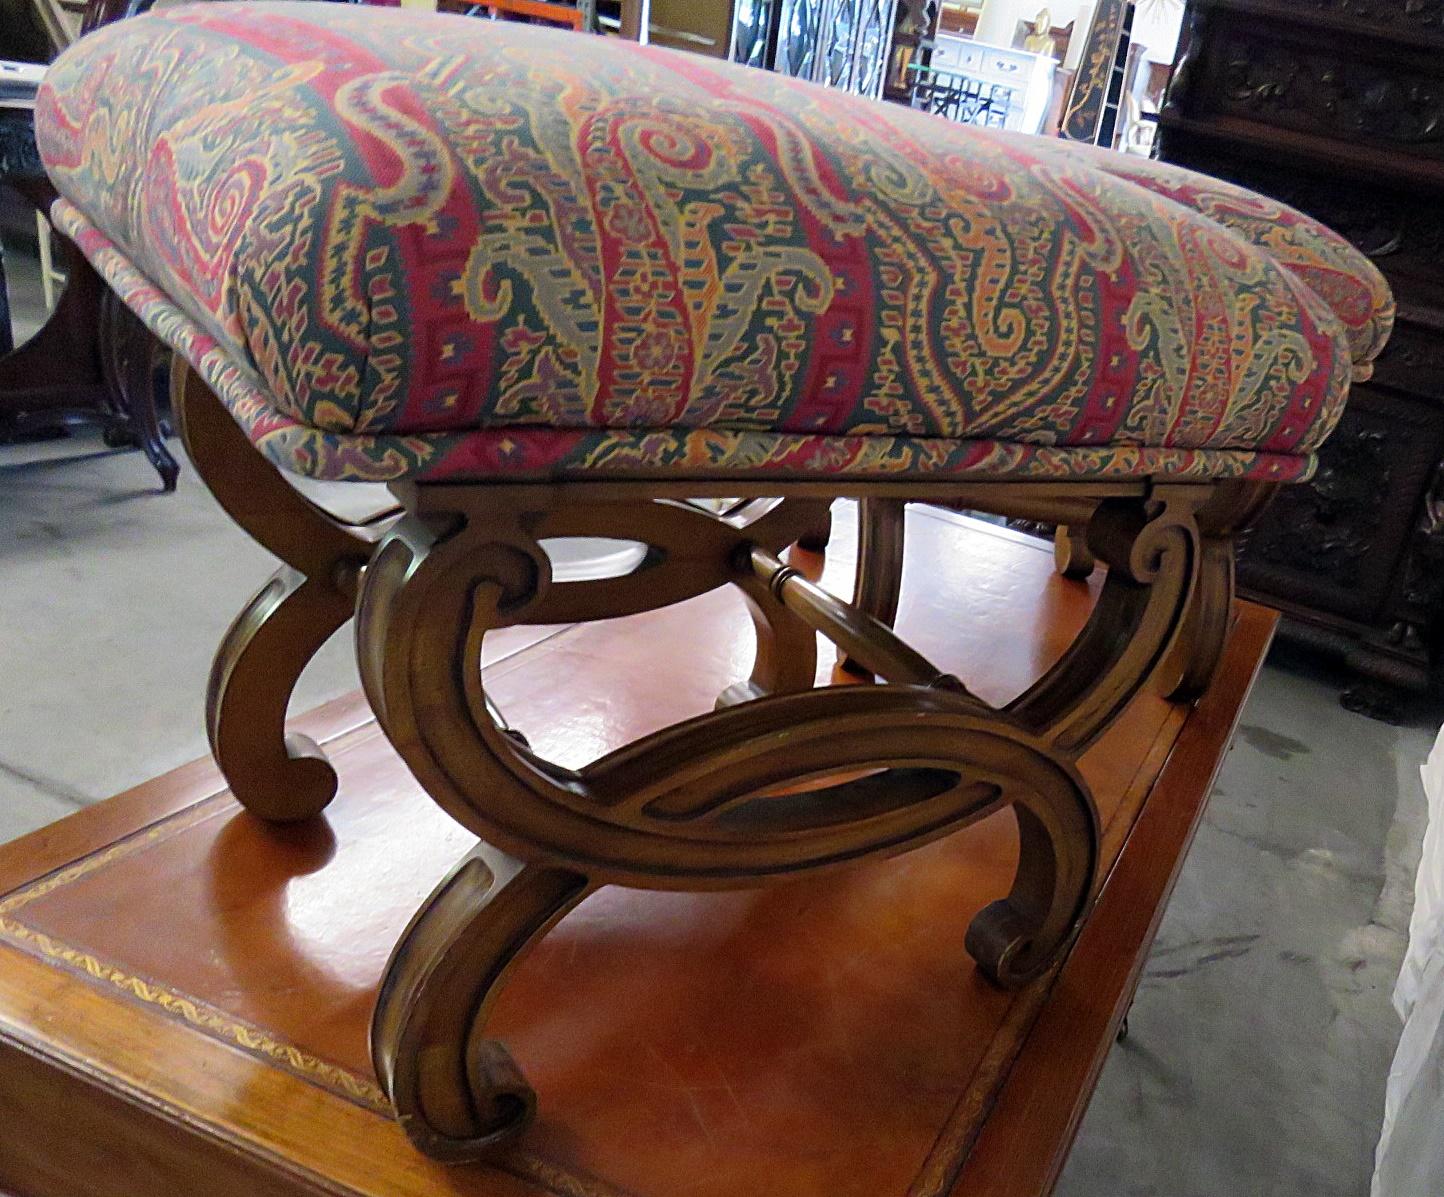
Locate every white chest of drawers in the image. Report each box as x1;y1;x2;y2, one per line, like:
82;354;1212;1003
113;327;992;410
925;35;1056;135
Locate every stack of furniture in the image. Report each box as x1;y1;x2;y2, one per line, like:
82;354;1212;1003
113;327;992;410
1156;0;1444;718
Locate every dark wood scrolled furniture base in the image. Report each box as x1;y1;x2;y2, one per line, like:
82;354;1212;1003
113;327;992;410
175;357;1267;1163
0;202;179;491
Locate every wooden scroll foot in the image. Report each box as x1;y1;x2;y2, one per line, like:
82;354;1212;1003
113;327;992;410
372;843;591;1162
174;360;390;821
966;798;1096;987
1053;523;1096;580
205;565;352;821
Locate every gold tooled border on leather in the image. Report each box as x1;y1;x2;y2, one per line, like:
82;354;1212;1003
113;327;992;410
0;792;640;1197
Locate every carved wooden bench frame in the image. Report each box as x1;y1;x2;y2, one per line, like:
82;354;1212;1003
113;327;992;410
174;358;1270;1163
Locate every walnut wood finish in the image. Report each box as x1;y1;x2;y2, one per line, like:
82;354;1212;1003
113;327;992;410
0;513;1277;1197
859;480;1273;709
171;357;1251;1162
840;495;905;674
174;365;393;821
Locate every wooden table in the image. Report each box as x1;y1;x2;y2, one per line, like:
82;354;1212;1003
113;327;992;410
0;508;1275;1197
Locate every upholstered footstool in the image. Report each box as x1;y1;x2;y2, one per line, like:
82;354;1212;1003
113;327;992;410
37;1;1390;1163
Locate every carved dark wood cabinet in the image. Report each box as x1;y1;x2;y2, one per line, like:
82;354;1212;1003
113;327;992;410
1157;0;1444;718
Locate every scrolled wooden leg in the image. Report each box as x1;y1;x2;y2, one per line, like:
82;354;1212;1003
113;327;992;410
841;497;906;676
206;565;353;821
1163;535;1234;701
355;482;1213;1152
174;360;388;820
372;843;592;1162
967;795;1097;988
1161;481;1273;701
1008;488;1207;753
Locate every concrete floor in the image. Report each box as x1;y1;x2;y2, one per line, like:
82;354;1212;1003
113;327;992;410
2;243;1440;1194
1059;644;1436;1196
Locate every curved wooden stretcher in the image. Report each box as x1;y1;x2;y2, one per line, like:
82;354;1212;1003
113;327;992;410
177;354;1254;1159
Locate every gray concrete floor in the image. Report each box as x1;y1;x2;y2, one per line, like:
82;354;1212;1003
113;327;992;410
2;241;1439;1194
1059;644;1436;1196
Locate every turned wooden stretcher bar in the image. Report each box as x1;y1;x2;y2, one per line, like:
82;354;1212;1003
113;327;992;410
34;0;1392;1162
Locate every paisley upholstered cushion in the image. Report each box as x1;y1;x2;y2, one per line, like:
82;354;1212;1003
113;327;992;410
1012;137;1394;375
36;2;1391;483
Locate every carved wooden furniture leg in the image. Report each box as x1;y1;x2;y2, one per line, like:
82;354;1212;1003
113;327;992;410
372;843;592;1161
98;290;179;491
173;364;393;820
840;497;906;676
857;482;1277;705
1161;481;1275;700
0;174;178;488
1003;488;1211;750
1047;481;1277;702
340;475;1231;1160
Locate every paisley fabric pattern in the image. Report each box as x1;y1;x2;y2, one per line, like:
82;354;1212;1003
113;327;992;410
1014;136;1394;373
36;3;1391;483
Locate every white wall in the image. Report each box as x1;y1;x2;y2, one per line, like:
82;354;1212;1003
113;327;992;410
1130;1;1185;64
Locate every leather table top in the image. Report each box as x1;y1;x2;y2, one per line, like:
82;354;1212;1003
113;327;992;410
0;505;1275;1197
